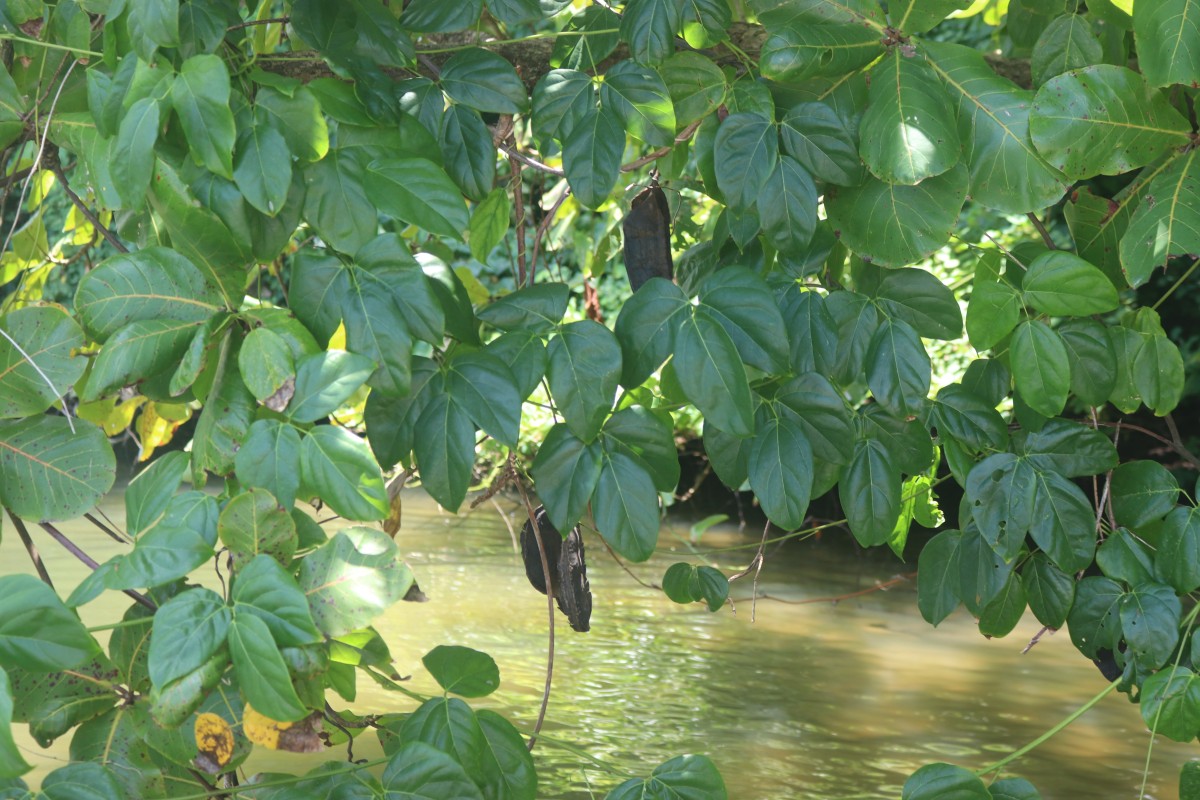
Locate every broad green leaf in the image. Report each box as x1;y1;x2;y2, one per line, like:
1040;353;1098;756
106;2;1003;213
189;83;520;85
774;373;855;464
841;439;900;547
866;318;931;418
299;527;413;637
1157;506;1200;593
698;267;789;372
83;319;200;401
1031;14;1104;86
662;562;698;604
1030;65;1190;180
486;330;547;400
1022;251;1119;315
40;763;126;800
861;48;960;185
1141;667;1200;742
446;351;521;448
966;453;1036;560
889;0;972;32
703;422;750;489
757;155;818;255
231;555;321;647
1120;149;1200;287
110;97;159;208
593;449;660;562
1022;552;1074;629
931;384;1006;451
619;0;682;64
341;271;412;398
0;64;23;151
902;763;990;800
239;328;295;405
0;416;115;522
959;526;1013;614
382;741;483;800
825;163;968;267
355;234;445;345
192;352;256;477
860;404;935;475
779;101;865;186
469;188;511;262
867;264;963;340
9;654;118;750
477;283;570;334
660;51;726;126
760;23;882;84
0;306;85;419
749;413;813;530
1058;320;1117;407
603;406;679;492
440;47;529;114
103;517;215;592
782;287;839;378
1111;460;1179;529
365;157;470;240
401;0;482;31
547;320;622;443
1010;320;1070;418
287;351;375;423
978;570;1027;638
531;69;595;144
125;451;189;536
924;40;1068;213
413;393;476;512
1013;418;1117;477
0;575;97;672
1097;528;1155;586
302;148;378;254
562;104;624;210
400;696;488;778
1133;0;1200;87
1120;582;1181;670
438;104;495;202
475;709;537;800
0;667;30;778
750;0;883;26
613;278;689;387
234;123;291;216
228;614;307;722
1134;327;1185;416
218;487;297;569
675;309;754;437
1064;184;1138;288
600;59;675;147
714;112;777;212
171;55;235;179
365;357;442;471
1029;470;1096;573
1066;576;1123;658
256;86;329;163
299;425;389;521
531;421;603;533
607;754;728;800
128;0;179;56
147;588;230;687
422;645;499;698
552;6;622;71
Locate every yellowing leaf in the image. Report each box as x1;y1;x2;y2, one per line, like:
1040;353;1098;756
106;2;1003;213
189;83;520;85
77;396;146;436
136;402;193;461
193;712;234;774
243;704;325;753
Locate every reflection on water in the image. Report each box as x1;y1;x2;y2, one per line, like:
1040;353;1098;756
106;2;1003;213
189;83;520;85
3;493;1197;798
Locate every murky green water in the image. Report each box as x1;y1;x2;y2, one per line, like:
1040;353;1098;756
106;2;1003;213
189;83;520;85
3;492;1197;799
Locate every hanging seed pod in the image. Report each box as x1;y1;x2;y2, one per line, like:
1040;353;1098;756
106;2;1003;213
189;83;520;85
520;505;592;632
622;176;674;293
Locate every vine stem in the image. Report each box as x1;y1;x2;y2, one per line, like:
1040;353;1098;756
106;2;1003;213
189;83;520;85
46;157;128;253
37;521;157;611
8;509;52;587
1152;255;1200;311
973;677;1120;779
1026;212;1056;249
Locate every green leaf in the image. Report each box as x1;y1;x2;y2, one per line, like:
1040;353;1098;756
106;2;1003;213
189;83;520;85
1064;184;1135;288
890;0;972;33
1030;65;1190;181
1066;575;1123;658
110;97;159;209
662;562;698;604
239;327;295;405
593;449;660;562
1031;14;1104;86
774;373;855;464
446;351;521;448
606;754;727;800
147;588;230;687
861;48;960;185
365;357;442;470
477;283;570;334
1022;552;1074;629
256;86;329;164
562;104;624;210
1120;582;1181;670
0;306;84;419
901;762;990;800
1133;0;1200;88
1058;319;1117;407
287;351;375;423
619;0;682;64
0;668;30;778
0;575;97;672
382;741;484;800
1013;418;1118;477
1097;528;1155;585
128;0;179;55
660;51;726;127
825;163;968;267
841;439;901;547
547;320;622;443
966;454;1036;560
218;488;297;569
234;123;292;216
603;406;679;492
302;148;377;255
958;525;1013;615
438;105;495;202
757;155;818;255
299;425;389;521
749;412;813;530
532;424;604;535
475;709;537;800
1142;667;1200;742
41;763;127;800
1111;459;1179;529
440;47;529;114
932;385;1006;451
552;6;622;71
1022;251;1119;316
532;69;595;144
469;188;511;262
192;351;256;477
83;319;200;401
0;416;115;522
401;696;488;778
231;555;322;647
760;23;882;84
613;278;689;387
125;451;189;536
1156;506;1200;593
413;392;476;512
714;112;777;212
341;272;412;398
600;59;675;147
781;288;839;377
487;330;547;400
104;518;215;592
675;308;754;437
401;0;481;31
422;645;500;698
1134;327;1185;416
1029;469;1096;574
778;101;864;186
868;264;963;340
1120;151;1200;287
228;614;307;722
1010;319;1070;418
365;157;470;240
299;527;413;637
171;55;235;179
355;234;446;346
703;422;750;489
866;319;931;418
978;570;1027;638
698;267;789;373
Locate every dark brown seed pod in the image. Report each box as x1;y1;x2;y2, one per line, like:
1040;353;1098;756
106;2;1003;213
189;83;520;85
622;178;674;293
520;505;592;632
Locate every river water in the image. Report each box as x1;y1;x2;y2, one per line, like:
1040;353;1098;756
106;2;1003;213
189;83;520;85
3;492;1197;798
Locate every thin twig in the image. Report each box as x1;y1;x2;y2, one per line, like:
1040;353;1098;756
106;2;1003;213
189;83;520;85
38;521;157;611
85;511;129;543
733;572;918;606
726;521;771;621
619;118;704;173
509;151;528;286
227;16;289;30
528;187;570;286
46;157;127;253
1021;625;1054;654
597;536;658;590
1094;419;1200;471
497;142;565;177
489;497;519;553
8;510;53;587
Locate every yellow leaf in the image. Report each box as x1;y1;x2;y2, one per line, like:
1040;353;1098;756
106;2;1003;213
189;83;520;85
136;401;193;461
77;396;145;436
193;712;234;774
243;704;325;753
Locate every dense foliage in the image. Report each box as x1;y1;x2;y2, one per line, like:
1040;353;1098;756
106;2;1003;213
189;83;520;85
0;0;1198;797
